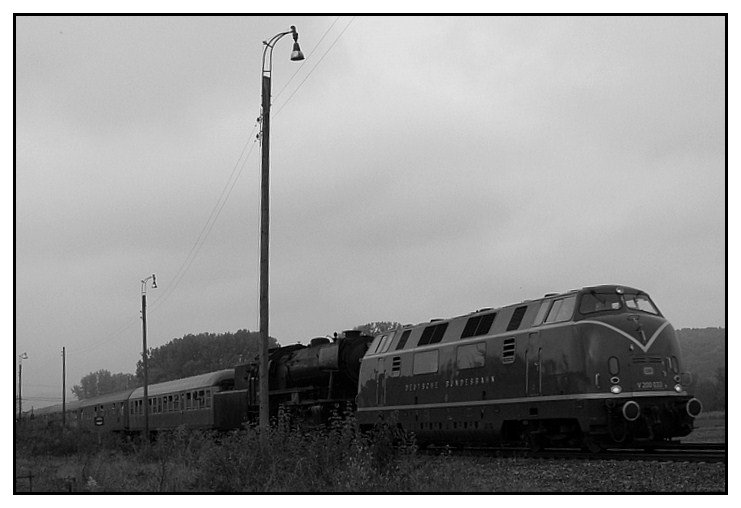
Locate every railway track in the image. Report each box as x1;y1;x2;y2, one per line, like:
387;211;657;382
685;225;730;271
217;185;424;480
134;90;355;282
421;442;726;463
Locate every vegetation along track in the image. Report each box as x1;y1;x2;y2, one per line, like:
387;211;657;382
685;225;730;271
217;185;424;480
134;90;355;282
421;443;726;463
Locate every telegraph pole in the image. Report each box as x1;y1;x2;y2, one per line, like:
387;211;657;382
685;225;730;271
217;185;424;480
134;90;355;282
62;347;66;428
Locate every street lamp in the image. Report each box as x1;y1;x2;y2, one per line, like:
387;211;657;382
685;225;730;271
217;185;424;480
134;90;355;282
258;26;304;440
18;352;28;420
140;274;157;440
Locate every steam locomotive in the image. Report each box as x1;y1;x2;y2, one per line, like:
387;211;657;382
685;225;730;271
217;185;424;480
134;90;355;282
30;285;702;450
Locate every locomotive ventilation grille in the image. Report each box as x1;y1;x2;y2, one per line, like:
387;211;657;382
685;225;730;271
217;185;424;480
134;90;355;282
631;356;663;364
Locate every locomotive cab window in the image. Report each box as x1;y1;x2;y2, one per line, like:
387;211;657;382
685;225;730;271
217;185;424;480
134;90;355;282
533;301;551;326
544;296;576;324
579;291;622;314
624;293;659;315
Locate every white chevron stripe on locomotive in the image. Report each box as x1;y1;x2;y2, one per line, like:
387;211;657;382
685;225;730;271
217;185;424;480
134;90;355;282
579;320;670;353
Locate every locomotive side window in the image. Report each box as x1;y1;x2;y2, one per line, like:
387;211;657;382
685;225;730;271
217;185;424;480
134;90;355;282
624;293;659;315
506;306;528;331
579;292;622;314
533;301;551;326
418;323;449;346
395;330;412;350
461;313;496;339
379;330;397;353
413;350;439;375
456;342;486;369
544;296;576;323
375;334;389;354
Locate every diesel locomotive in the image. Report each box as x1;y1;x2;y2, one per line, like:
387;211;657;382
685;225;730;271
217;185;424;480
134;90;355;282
29;284;702;450
356;284;702;450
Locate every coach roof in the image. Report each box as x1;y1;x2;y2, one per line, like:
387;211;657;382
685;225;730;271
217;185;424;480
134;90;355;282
130;369;234;399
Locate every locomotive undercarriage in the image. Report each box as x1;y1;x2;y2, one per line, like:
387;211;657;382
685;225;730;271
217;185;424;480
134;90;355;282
587;396;696;449
360;394;697;452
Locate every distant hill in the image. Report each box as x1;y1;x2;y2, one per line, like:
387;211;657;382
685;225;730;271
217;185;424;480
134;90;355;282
675;327;725;383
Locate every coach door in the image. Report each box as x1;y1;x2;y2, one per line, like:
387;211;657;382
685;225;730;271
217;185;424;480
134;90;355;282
526;332;541;396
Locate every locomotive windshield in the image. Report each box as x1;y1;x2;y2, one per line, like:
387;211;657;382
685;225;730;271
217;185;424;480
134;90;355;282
623;293;660;315
579;290;660;316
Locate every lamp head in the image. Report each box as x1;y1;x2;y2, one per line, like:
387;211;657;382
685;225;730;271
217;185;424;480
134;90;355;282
291;42;305;61
289;26;305;61
20;353;28;360
152;274;157;289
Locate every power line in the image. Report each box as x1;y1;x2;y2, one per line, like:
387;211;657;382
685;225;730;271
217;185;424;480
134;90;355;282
273;16;341;102
65;19;356;360
273;16;356;119
150;122;260;313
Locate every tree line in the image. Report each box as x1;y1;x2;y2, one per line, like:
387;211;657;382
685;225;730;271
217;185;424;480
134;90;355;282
72;329;278;399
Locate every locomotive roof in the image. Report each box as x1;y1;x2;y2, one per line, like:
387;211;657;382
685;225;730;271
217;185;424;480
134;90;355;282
130;369;234;399
389;284;647;331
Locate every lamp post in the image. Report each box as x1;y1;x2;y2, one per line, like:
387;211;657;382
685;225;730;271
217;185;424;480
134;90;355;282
17;352;28;421
141;274;157;440
258;26;304;440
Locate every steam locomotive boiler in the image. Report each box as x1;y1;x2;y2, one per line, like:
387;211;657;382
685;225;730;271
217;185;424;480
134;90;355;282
222;330;374;424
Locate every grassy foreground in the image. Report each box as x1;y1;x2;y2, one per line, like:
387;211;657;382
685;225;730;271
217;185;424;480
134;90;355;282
14;414;726;493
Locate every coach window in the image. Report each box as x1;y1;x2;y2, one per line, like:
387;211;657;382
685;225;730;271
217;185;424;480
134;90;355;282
185;392;191;410
174;394;180;411
205;390;212;408
199;390;205;409
413;350;439;375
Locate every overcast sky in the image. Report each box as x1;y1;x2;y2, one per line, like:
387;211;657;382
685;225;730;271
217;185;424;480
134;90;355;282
14;15;725;409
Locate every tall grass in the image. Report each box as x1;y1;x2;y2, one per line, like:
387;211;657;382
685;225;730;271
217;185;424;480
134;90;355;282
15;413;431;492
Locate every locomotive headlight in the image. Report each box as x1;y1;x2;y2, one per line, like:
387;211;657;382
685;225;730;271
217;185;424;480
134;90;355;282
610;385;622;394
674;384;683;393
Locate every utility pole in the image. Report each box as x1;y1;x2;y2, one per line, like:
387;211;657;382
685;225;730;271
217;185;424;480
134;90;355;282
18;361;22;420
141;274;157;441
62;347;66;428
18;353;28;421
258;25;304;443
